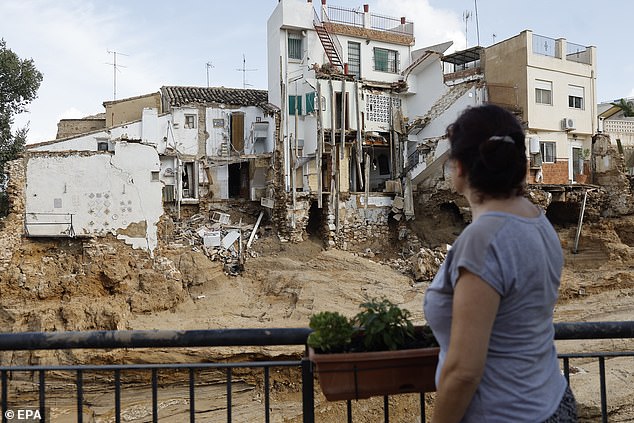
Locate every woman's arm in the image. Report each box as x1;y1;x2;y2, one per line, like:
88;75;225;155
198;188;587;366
431;268;501;423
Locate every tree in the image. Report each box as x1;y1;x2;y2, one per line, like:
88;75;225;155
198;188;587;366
0;39;43;215
610;98;634;118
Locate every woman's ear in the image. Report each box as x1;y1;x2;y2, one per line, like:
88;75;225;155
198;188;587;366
453;159;466;178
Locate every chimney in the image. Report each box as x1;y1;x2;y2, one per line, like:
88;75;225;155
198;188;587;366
364;4;369;12
401;17;406;25
322;0;326;4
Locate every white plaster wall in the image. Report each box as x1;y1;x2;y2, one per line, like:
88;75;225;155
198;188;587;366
206;108;230;157
205;106;276;156
30;113;171;153
414;87;482;142
405;59;448;119
171;107;199;156
316;79;362;132
267;0;314;107
215;165;229;200
26;143;163;252
30;131;111;152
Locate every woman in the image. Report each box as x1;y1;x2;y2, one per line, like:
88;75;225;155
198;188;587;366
424;105;577;422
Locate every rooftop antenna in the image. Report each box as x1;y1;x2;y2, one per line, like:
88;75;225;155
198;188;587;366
236;54;257;89
474;0;480;46
492;33;497;44
462;10;472;49
206;61;215;88
106;50;128;100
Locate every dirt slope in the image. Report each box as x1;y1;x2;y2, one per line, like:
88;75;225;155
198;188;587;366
1;211;634;421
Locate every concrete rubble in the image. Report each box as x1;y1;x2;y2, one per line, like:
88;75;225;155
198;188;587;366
168;211;264;276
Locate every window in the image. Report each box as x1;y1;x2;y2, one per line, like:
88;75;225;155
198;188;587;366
305;92;316;114
184;114;196;129
568;85;584;109
288;32;302;60
288;95;302;115
535;80;552;105
348;41;361;79
97;141;109;151
541;141;556;163
151;171;160;182
374;48;398;73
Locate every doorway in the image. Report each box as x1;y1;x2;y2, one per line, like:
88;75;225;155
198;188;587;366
228;162;249;199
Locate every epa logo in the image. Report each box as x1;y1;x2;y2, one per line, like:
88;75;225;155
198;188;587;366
4;409;42;420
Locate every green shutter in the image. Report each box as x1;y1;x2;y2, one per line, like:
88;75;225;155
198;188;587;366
289;95;302;115
306;92;315;113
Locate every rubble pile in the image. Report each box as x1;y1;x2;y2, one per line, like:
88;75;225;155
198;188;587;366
169;211;263;276
369;244;448;282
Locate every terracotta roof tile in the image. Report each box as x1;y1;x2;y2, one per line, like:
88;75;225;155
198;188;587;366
161;86;278;113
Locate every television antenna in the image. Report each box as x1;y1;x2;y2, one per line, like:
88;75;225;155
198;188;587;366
235;54;257;89
106;50;128;100
462;10;472;48
206;61;215;88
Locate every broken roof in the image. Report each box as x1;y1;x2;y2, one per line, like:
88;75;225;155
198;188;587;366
161;86;278;114
442;46;483;65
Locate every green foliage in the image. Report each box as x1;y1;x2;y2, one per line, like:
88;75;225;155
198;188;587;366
307;311;355;353
308;299;420;353
610;98;634;118
353;299;415;351
0;39;42;216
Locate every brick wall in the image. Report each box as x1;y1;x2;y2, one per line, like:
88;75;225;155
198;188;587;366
541;160;569;184
56;119;106;139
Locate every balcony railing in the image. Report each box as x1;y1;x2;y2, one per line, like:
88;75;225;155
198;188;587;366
566;41;592;65
533;34;557;57
0;322;632;422
325;5;414;36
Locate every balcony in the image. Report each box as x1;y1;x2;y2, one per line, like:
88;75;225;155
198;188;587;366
321;5;414;46
532;33;593;65
0;323;633;422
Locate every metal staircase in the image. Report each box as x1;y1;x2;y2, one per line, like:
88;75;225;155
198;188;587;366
313;24;343;69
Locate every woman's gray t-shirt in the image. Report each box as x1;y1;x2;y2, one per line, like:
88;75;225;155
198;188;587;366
424;211;567;422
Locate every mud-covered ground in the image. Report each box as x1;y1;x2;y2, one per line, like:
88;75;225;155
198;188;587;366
1;208;634;422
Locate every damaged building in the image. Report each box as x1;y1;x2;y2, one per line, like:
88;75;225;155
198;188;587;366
24;87;279;254
268;0;418;247
17;0;611;255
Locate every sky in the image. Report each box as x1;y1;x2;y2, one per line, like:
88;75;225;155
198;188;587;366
2;0;633;144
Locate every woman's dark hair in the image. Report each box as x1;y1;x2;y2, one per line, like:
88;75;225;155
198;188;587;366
447;104;527;199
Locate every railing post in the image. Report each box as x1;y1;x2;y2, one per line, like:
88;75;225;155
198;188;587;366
301;356;315;423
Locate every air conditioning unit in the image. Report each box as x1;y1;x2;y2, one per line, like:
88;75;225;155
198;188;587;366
562;118;575;131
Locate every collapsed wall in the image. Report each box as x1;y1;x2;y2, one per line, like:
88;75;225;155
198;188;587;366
0;158;26;270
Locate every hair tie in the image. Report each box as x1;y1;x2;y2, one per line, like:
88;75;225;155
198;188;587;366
489;135;515;144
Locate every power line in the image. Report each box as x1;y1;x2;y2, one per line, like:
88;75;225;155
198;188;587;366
235;54;257;89
106;50;128;100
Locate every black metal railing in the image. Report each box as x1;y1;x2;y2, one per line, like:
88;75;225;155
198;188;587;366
0;323;632;422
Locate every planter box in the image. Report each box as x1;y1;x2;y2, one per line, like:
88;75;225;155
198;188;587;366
308;346;439;401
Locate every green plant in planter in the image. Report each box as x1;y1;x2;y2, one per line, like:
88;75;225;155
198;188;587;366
353;298;415;351
307;311;355;353
307;299;435;353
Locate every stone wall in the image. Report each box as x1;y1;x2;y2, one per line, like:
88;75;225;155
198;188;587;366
327;194;393;250
593;133;634;216
56;119;106;139
0;158;26;270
